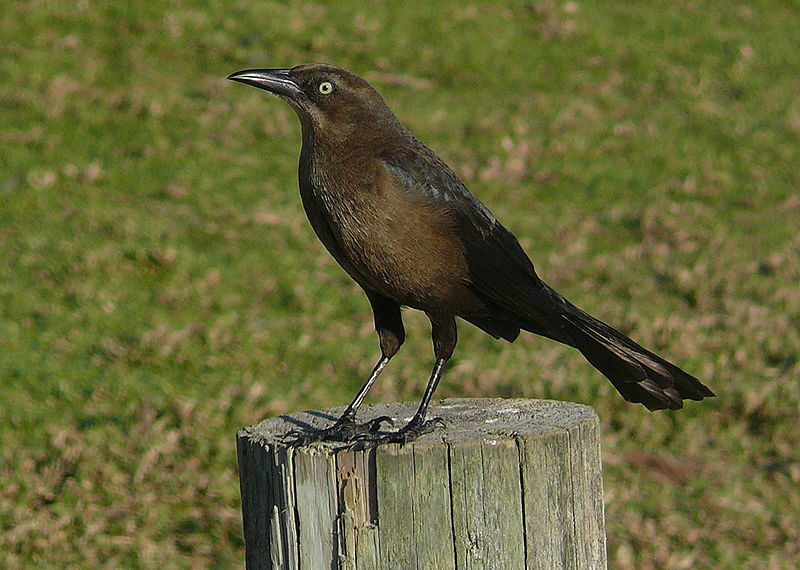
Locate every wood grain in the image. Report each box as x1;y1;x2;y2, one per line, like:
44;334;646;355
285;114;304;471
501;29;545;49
237;398;607;569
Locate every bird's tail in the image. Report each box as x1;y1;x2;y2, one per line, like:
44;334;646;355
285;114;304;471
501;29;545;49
560;302;715;410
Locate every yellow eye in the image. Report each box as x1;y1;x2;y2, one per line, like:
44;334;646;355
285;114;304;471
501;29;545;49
318;81;333;95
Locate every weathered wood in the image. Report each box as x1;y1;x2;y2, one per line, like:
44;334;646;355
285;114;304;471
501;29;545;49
237;398;607;569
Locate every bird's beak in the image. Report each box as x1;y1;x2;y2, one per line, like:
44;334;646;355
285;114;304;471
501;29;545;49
227;68;303;99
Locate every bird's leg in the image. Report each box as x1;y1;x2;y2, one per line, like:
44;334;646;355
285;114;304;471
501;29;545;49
285;292;404;445
326;356;394;435
286;355;394;445
387;357;449;441
352;314;455;446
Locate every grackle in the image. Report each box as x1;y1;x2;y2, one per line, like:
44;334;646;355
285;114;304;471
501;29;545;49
228;64;714;444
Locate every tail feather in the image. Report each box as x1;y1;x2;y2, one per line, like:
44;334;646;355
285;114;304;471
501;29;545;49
560;303;715;411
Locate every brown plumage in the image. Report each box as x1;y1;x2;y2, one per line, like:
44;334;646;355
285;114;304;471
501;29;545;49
228;64;715;443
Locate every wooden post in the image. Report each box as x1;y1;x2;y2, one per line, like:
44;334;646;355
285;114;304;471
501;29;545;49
236;398;606;569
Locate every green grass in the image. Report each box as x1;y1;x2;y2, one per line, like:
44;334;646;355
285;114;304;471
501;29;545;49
2;0;799;567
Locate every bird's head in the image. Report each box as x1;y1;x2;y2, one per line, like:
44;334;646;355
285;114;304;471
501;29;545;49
227;64;401;147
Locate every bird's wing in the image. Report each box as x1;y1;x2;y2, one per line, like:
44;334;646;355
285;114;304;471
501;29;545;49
381;144;499;236
380;143;569;341
381;143;714;410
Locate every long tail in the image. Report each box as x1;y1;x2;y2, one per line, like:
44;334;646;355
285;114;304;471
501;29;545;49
559;302;715;410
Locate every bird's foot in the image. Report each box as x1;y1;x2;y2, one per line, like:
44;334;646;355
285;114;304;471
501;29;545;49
283;415;393;446
346;416;446;449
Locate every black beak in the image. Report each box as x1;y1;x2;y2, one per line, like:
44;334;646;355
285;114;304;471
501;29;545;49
227;68;303;99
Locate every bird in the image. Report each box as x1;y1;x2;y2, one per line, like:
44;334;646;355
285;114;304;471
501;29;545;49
227;64;715;444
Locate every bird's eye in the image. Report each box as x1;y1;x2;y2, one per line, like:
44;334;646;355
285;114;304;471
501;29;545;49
318;81;334;95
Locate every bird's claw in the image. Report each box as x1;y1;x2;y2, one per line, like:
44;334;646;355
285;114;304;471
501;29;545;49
365;415;394;431
282;415;395;446
345;416;447;449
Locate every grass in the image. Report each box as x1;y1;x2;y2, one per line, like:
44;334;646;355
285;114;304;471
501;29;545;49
1;0;798;567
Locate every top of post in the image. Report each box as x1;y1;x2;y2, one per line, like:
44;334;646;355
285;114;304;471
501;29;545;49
239;398;598;449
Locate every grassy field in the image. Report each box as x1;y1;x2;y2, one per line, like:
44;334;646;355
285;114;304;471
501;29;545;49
2;0;798;567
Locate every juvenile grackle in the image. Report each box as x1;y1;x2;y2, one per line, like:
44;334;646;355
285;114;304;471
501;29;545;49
228;64;714;444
